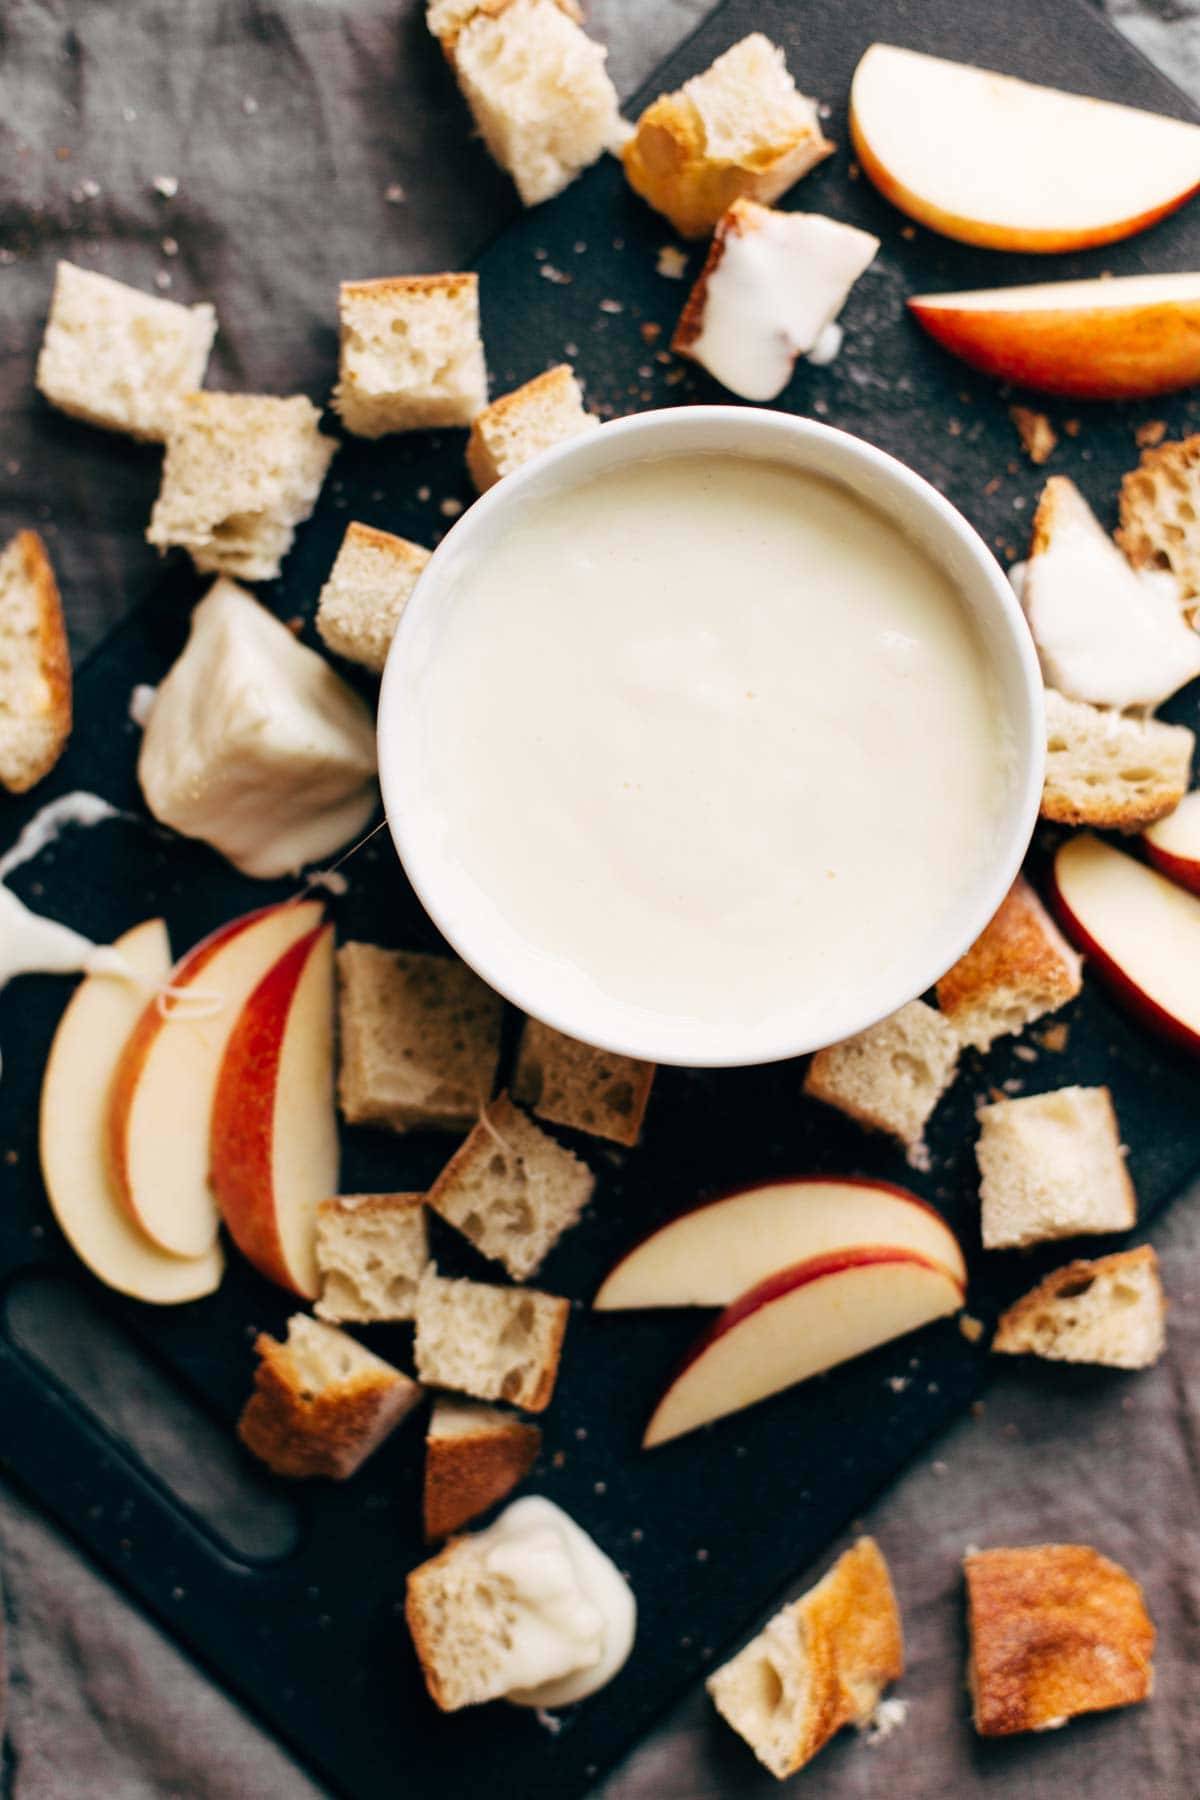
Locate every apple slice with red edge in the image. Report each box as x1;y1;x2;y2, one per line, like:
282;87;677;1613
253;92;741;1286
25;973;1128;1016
850;44;1200;253
910;273;1200;401
40;919;225;1304
106;899;323;1257
1048;833;1200;1055
1143;791;1200;895
642;1247;964;1450
210;922;337;1296
596;1176;965;1310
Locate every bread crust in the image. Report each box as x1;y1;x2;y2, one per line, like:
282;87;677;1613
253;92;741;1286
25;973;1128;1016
405;1537;470;1710
339;272;478;305
1040;784;1186;831
0;530;72;794
993;1245;1164;1365
965;1545;1155;1736
423;1413;541;1539
238;1332;420;1480
936;876;1081;1045
671;197;763;353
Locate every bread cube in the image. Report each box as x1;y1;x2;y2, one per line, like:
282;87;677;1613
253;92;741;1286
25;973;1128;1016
426;1092;594;1279
936;876;1082;1052
512;1017;654;1146
623;35;833;239
803;1000;959;1150
335;944;503;1133
0;530;71;794
414;1266;569;1411
434;0;621;207
238;1315;421;1480
1042;689;1193;831
314;1193;429;1324
965;1545;1154;1736
993;1245;1165;1370
146;392;336;581
423;1396;541;1539
37;261;216;443
137;578;377;878
975;1085;1136;1250
466;364;598;491
707;1538;903;1779
316;521;431;673
1119;432;1200;602
333;274;487;437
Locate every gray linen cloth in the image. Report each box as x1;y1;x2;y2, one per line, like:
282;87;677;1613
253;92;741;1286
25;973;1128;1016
2;2;1199;1794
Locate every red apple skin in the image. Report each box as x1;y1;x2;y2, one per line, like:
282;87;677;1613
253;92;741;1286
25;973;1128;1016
1046;850;1200;1058
106;901;318;1231
1141;838;1200;896
645;1245;964;1448
209;924;331;1295
597;1174;966;1304
851;111;1199;254
908;295;1200;400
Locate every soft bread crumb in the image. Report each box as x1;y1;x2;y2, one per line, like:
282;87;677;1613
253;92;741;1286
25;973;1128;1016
965;1545;1154;1736
512;1018;655;1146
314;1193;429;1323
993;1245;1165;1369
1041;689;1193;832
466;364;598;491
1118;432;1200;601
804;1000;959;1149
334;274;487;437
707;1538;903;1779
975;1086;1137;1250
316;521;431;673
413;1266;569;1411
0;530;72;794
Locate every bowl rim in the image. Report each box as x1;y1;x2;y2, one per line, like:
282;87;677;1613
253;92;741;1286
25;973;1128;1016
378;405;1045;1068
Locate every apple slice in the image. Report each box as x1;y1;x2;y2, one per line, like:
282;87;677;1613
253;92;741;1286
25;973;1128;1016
210;923;337;1296
850;44;1200;253
39;920;224;1305
643;1248;963;1449
910;273;1200;401
1143;791;1200;894
106;899;323;1258
1049;833;1200;1054
596;1176;965;1310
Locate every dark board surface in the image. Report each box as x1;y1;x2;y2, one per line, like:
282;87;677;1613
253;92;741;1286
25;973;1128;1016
4;2;1200;1796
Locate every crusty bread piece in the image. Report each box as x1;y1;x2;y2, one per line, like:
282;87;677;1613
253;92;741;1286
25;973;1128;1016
803;1000;959;1150
423;1395;541;1539
993;1245;1165;1370
466;365;598;491
936;876;1082;1053
36;261;216;443
976;1085;1137;1251
334;274;487;437
314;1193;429;1324
146;392;336;581
437;0;621;207
316;522;431;674
426;1092;595;1279
336;943;503;1134
1118;433;1200;601
511;1018;655;1147
707;1538;904;1780
238;1314;421;1480
413;1266;569;1411
1042;688;1193;832
965;1545;1155;1736
0;530;72;794
622;34;833;239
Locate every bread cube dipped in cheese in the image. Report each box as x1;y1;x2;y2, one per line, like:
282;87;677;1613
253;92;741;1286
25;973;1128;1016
138;579;378;879
672;199;879;400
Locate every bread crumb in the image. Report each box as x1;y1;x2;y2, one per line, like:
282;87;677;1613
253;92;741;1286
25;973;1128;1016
1010;406;1057;465
535;1709;563;1734
154;271;172;290
161;236;178;257
656;245;687;280
385;182;406;204
640;321;661;343
242;95;259;115
860;1696;909;1746
1063;418;1081;437
983;476;1002;497
598;297;623;314
1039;1023;1069;1053
900;225;916;241
1135;419;1167;448
439;497;463;518
887;1375;909;1393
152;175;178;197
1013;1044;1038;1063
539;264;572;284
959;1313;985;1344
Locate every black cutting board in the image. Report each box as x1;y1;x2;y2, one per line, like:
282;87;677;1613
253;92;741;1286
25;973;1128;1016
4;2;1200;1795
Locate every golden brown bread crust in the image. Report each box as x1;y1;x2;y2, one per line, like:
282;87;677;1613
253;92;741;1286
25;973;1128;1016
801;1537;905;1758
1029;474;1074;560
671;197;764;355
238;1332;421;1480
423;1415;541;1539
339;272;478;305
965;1545;1155;1736
936;876;1081;1037
1040;785;1185;831
992;1245;1164;1362
1;530;72;794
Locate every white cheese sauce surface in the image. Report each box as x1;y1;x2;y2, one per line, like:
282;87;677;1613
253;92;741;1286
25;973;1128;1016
408;453;1009;1059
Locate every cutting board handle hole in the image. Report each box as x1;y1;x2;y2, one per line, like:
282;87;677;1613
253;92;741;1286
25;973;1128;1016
4;1273;301;1563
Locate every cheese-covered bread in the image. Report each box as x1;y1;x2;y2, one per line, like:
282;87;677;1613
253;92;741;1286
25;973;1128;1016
138;579;377;878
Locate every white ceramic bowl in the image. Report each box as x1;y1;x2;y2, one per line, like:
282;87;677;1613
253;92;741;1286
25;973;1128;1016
379;407;1044;1068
